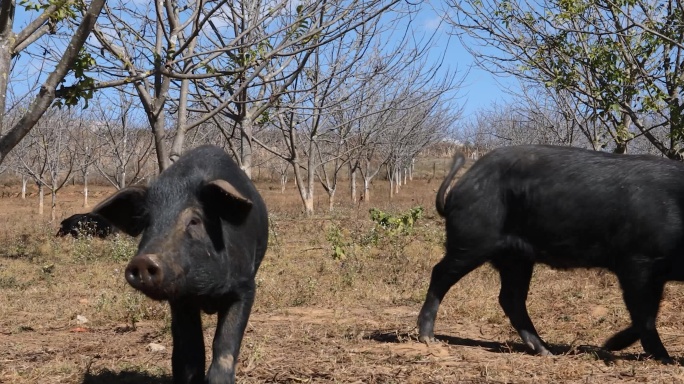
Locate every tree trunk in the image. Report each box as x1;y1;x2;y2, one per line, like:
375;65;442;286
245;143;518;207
389;176;394;199
328;188;335;212
350;168;357;202
280;172;287;193
0;0;12;137
291;159;315;216
409;158;414;181
151;115;169;172
240;118;253;179
83;172;89;207
170;79;191;164
304;163;315;216
363;177;370;203
614;111;631;154
38;183;44;215
147;17;171;173
51;188;56;222
294;173;314;216
388;165;400;199
303;193;314;215
21;176;27;199
120;129;128;188
394;168;400;195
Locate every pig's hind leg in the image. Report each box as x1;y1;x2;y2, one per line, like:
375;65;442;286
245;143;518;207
492;254;552;356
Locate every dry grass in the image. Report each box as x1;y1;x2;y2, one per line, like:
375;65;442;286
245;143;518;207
2;171;684;383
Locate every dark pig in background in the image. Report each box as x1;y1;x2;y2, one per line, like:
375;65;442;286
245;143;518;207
418;144;684;364
93;145;269;383
56;212;117;238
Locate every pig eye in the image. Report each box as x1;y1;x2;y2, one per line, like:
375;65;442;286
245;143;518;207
187;217;202;228
184;215;204;239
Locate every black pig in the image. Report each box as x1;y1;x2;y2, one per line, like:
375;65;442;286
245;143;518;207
93;145;268;383
56;213;116;238
418;144;684;363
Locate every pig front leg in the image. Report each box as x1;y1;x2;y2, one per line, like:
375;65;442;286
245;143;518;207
205;287;255;384
170;301;206;384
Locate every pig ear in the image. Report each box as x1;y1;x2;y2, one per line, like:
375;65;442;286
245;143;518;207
201;180;253;223
92;186;148;237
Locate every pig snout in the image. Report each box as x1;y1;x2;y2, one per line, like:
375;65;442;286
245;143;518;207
125;254;164;294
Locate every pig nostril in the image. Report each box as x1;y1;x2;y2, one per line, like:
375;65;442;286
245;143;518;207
126;254;163;291
126;267;140;279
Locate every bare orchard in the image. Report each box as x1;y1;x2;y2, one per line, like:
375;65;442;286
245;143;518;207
2;176;684;383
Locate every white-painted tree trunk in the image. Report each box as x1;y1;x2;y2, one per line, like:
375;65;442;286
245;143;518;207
38;184;44;215
21;176;27;199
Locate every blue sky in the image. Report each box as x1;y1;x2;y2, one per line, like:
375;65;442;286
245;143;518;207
416;2;517;120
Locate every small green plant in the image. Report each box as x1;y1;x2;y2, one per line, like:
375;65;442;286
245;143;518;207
369;206;424;236
326;223;347;260
367;206;425;285
107;234;137;263
68;233;137;263
71;235;95;262
122;291;145;328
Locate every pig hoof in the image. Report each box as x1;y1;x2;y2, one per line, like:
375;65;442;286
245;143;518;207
418;335;436;344
539;349;553;357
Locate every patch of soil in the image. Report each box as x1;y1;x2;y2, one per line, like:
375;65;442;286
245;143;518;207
4;305;683;384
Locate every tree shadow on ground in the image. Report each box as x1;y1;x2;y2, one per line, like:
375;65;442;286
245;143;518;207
365;330;681;366
82;369;172;384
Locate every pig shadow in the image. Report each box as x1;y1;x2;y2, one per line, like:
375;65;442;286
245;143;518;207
82;369;172;384
366;330;684;366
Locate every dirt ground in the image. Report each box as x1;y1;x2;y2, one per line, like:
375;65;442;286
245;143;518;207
2;175;684;383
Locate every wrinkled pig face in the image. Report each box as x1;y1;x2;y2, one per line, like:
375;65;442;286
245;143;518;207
93;180;253;301
126;205;223;300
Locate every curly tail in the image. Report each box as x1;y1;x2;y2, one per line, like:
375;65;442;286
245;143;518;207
435;152;466;217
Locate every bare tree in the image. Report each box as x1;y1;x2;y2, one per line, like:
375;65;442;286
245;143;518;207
18;109;76;220
70;115;104;207
254;127;291;191
459;96;593;152
250;15;444;214
382;97;457;198
92;93;155;189
85;0;410;175
0;0;105;165
345;54;459;203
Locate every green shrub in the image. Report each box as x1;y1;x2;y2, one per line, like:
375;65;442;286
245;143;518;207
369;206;423;236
